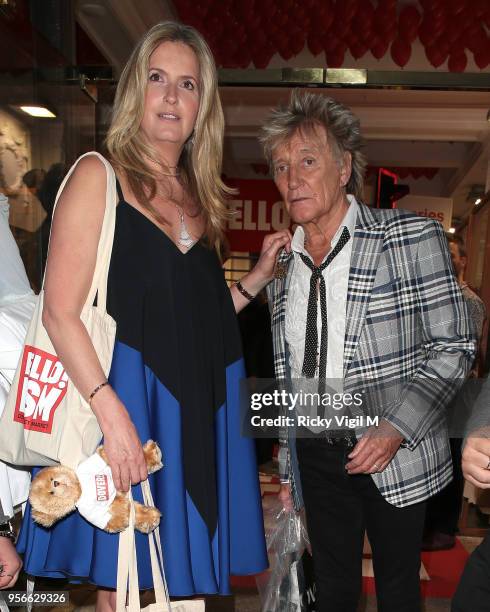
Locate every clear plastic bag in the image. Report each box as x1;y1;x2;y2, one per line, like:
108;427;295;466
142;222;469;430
256;498;313;612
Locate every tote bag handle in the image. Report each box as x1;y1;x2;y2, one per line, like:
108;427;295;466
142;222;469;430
116;481;171;612
47;151;116;314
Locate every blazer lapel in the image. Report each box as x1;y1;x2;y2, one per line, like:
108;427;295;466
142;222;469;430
343;204;386;376
269;248;294;380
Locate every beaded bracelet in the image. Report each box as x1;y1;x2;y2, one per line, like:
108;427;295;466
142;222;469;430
88;381;109;406
235;280;255;301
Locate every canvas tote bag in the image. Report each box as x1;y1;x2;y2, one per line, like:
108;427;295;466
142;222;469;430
0;151;117;469
117;481;205;612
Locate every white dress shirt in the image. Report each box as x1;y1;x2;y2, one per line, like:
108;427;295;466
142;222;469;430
285;196;358;388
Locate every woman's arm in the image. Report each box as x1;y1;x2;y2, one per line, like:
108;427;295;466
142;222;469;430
230;230;291;313
42;155;147;492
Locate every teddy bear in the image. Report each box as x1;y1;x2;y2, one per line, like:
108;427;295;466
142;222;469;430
29;439;163;533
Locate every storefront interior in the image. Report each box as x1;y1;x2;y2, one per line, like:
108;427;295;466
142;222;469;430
1;1;490;609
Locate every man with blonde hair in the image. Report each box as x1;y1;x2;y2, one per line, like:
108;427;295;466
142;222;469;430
261;91;475;611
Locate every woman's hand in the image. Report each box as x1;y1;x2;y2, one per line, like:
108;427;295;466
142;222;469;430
231;230;292;313
462;431;490;490
0;538;22;589
91;386;148;492
254;230;292;286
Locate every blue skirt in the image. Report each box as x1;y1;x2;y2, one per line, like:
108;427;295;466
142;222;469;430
17;342;268;595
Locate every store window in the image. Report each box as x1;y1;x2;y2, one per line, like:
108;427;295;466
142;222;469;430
1;1;102;292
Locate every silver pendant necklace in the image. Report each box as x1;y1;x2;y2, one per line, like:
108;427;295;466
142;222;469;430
176;204;196;250
154;175;196;251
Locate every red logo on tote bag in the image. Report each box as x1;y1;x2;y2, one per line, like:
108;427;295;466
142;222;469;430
13;346;69;433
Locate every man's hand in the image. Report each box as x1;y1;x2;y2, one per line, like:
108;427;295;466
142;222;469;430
345;419;404;474
462;431;490;489
0;537;22;589
279;483;294;512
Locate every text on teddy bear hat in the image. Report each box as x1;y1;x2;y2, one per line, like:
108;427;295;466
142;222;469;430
94;474;109;502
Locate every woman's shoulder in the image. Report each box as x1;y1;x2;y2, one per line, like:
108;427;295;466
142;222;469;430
70;153;108;183
55;154;110;215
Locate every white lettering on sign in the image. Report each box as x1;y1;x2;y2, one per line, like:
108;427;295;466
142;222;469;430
13;346;68;433
227;200;290;231
95;474;109;502
271;201;289;229
243;200;256;230
228;200;243;230
258;201;270;230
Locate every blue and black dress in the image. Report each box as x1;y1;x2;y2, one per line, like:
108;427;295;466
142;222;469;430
17;182;268;595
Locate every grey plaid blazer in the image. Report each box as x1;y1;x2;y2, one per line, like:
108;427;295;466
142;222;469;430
267;203;476;509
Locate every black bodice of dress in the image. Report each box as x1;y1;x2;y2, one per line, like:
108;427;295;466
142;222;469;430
106;192;242;534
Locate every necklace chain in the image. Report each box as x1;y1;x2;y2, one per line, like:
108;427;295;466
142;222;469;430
158;161;180;178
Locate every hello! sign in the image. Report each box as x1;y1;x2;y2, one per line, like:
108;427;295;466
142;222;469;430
226;179;291;252
13;346;69;434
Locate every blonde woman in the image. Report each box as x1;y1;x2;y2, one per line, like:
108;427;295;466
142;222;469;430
17;22;288;611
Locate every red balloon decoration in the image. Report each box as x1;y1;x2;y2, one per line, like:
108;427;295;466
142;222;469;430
374;5;396;37
255;44;275;69
474;48;490;70
335;0;357;24
307;34;323;57
398;5;421;43
467;29;488;55
317;2;334;31
324;35;340;55
371;38;390;60
448;51;467;72
485;10;490;29
424;13;446;39
173;0;484;71
326;43;346;68
473;0;488;18
390;37;411;68
234;47;251;69
449;0;466;16
418;20;433;47
425;44;447;68
355;0;374;28
262;0;277;19
350;41;368;60
290;28;306;56
446;18;461;44
277;38;294;61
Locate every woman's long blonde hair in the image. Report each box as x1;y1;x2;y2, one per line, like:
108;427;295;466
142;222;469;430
106;21;232;248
